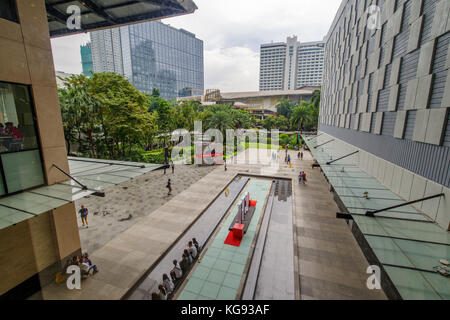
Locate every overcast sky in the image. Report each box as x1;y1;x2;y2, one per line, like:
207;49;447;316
51;0;342;92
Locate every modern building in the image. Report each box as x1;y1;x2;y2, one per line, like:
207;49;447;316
315;0;450;299
0;0;197;299
178;87;319;120
90;20;204;100
259;36;324;91
80;42;93;77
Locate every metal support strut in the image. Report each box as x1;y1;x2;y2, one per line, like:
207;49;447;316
326;151;359;165
365;193;445;217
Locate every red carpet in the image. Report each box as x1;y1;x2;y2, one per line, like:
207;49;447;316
224;231;242;247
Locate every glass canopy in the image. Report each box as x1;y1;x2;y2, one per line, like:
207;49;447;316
0;157;162;231
304;133;450;300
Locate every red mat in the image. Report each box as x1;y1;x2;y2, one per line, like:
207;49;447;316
224;231;242;247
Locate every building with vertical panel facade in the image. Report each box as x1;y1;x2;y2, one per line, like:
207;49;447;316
259;36;324;91
90;20;204;100
314;0;450;300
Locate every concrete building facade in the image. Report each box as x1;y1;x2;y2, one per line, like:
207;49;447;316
177;88;319;120
320;0;450;229
260;36;325;91
90;20;204;100
0;0;197;299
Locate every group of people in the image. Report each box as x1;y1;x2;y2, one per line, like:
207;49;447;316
299;171;307;184
0;122;23;151
284;153;291;165
297;151;304;160
65;252;98;276
163;161;175;175
151;238;201;300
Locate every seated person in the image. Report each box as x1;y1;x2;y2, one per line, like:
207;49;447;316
80;255;98;275
180;253;191;273
151;292;161;300
184;249;193;264
192;238;201;252
5;122;23;141
162;273;174;295
188;241;197;259
4;122;23;151
158;285;167;300
170;259;183;282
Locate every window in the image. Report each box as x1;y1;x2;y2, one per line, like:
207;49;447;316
0;82;44;195
0;0;18;23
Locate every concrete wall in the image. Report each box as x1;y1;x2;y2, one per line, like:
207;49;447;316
0;0;69;184
320;0;450;188
0;0;81;297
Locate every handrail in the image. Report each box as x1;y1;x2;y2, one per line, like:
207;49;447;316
314;139;335;149
365;193;445;217
326;151;359;165
53;164;88;190
305;133;324;142
68;157;146;169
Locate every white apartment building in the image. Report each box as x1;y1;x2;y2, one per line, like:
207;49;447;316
259;36;324;91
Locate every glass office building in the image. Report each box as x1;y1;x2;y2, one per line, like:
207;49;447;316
90;21;204;100
80;42;94;77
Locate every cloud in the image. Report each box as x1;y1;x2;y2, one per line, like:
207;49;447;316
51;33;90;74
51;0;342;91
205;47;259;92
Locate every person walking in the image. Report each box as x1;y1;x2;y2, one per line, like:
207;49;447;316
79;205;89;228
302;171;307;185
163;165;167;175
300;151;304;160
171;161;175;174
167;179;172;195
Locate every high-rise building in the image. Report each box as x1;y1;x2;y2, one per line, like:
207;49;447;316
315;0;450;299
90;21;204;100
80;42;93;77
259;36;324;91
0;0;198;299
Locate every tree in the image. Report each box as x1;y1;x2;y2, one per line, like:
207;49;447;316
311;89;321;109
274;116;290;131
208;110;234;135
262;116;276;130
88;72;157;157
59;74;101;157
276;99;295;119
290;103;311;133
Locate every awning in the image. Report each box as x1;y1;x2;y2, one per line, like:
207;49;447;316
304;133;450;300
46;0;198;38
0;157;162;231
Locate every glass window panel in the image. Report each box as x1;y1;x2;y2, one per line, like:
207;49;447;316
2;150;44;193
0;0;18;23
0;82;39;153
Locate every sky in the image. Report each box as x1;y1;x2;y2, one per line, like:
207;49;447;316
51;0;342;92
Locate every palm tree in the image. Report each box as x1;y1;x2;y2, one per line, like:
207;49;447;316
311;89;321;109
290;104;311;133
208;111;234;135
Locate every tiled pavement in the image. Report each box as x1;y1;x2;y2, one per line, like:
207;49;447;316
36;148;386;300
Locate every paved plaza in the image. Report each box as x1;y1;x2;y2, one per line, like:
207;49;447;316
34;148;386;300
